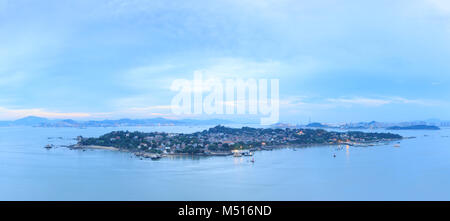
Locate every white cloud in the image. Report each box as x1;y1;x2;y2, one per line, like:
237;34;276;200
280;96;445;111
327;97;392;107
389;97;444;106
120;64;176;90
116;58;289;109
427;0;450;13
121;58;284;88
0;107;93;120
0;105;183;120
0;18;69;88
326;96;444;107
197;58;283;79
114;106;173;118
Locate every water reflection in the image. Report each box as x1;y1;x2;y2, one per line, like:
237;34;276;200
233;156;245;165
1;126;450;200
346;145;350;159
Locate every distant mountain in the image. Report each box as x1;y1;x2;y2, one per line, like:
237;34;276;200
177;118;234;125
13;116;50;125
298;120;448;130
271;122;298;129
306;122;327;128
0;116;234;127
386;125;441;130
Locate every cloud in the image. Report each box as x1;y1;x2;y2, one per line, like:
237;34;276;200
325;96;444;107
197;58;283;79
0;107;94;120
0;12;70;89
115;106;173;118
0;0;448;122
280;96;446;111
127;105;174;111
427;0;450;13
327;97;392;107
389;97;445;106
115;57;290;109
120;58;285;89
0;105;186;120
120;64;176;90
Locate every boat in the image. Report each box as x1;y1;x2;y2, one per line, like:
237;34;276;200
394;144;400;147
209;152;233;156
44;144;53;149
243;152;253;156
250;157;255;163
150;154;162;160
135;152;162;160
233;152;242;157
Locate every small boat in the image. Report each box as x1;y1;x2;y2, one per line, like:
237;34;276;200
233;152;242;157
394;144;400;148
243;152;253;156
250;157;255;163
151;155;162;160
44;144;53;149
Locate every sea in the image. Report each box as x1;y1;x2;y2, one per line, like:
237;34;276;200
1;125;449;200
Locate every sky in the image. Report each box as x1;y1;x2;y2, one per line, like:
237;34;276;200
0;0;449;123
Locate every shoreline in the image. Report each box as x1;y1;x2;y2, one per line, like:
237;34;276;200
69;138;403;159
70;145;120;151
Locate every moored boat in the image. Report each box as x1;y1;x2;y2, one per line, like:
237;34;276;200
243;152;253;156
151;154;162;160
233;152;242;157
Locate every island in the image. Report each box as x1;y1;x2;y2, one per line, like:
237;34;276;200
386;125;440;130
70;125;403;159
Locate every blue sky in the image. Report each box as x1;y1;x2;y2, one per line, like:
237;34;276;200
0;0;449;123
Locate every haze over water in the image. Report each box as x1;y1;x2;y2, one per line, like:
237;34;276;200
1;126;449;200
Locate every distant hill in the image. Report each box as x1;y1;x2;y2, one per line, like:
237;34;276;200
306;122;327;128
0;116;234;127
13;116;50;125
386;125;440;130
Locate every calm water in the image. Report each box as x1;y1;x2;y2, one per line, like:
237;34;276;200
1;126;450;200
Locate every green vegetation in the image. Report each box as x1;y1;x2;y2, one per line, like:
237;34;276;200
78;125;402;154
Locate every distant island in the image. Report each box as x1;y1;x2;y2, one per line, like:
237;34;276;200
274;120;449;130
0;116;234;127
386;125;441;130
71;125;403;159
306;122;327;128
4;116;449;129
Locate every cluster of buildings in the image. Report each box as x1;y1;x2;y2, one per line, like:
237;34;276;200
78;125;402;154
